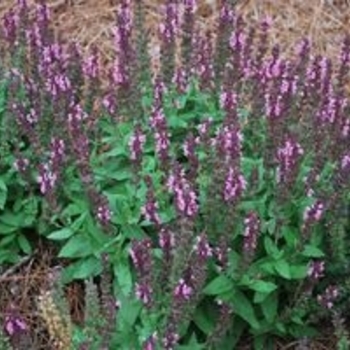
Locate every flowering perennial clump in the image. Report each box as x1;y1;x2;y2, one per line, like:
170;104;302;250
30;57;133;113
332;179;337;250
0;0;350;349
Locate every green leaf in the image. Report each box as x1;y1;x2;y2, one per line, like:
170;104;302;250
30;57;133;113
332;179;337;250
264;237;282;260
282;226;298;248
253;335;268;350
0;211;23;228
0;222;18;234
203;275;233;295
261;292;278;324
259;260;276;275
193;304;216;335
58;234;93;258
0;249;18;264
248;280;277;296
274;259;291;279
289;265;308;279
217;318;245;349
0;177;7;210
122;224;145;239
107;194;131;225
253;291;270;304
114;260;133;296
71;212;88;231
17;234;32;254
62;256;103;283
0;234;16;247
265;219;276;235
289;324;318;338
47;228;74;241
62;202;88;218
301;245;325;258
223;288;260;330
117;296;141;327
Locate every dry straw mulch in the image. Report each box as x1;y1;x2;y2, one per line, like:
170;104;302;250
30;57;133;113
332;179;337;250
1;0;350;63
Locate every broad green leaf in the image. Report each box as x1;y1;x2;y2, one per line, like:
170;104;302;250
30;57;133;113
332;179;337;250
264;236;282;260
62;256;103;283
62;202;88;218
282;226;298;248
289;324;318;338
276;321;287;334
0;249;18;264
260;291;278;324
117;296;142;327
248;280;277;294
71;212;88;231
203;275;233;295
301;245;325;258
0;211;23;228
85;214;109;247
265;219;276;235
291;314;304;325
114;261;133;296
253;335;268;350
0;233;17;247
274;259;291;279
122;224;145;239
193;304;216;335
218;318;245;349
58;234;93;258
107;194;130;225
23;199;38;226
0;222;18;234
47;228;74;241
254;291;270;304
223;288;260;330
0;177;7;210
17;234;32;254
289;265;308;279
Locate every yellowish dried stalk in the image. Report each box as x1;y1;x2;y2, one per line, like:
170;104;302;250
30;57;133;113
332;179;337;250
38;290;72;350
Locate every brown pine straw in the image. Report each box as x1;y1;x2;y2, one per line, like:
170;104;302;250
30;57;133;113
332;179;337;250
0;0;350;64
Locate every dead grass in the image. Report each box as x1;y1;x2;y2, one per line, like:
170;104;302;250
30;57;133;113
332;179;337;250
1;0;350;64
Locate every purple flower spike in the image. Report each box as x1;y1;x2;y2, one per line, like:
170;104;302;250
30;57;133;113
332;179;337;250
143;333;157;350
37;163;57;195
159;227;175;256
193;234;212;261
174;278;193;301
307;260;325;280
167;165;198;218
14;158;29;173
223;167;246;203
4;303;27;337
317;285;339;310
3;10;18;45
162;325;180;350
142;177;162;226
276;137;304;184
303;200;324;224
83;49;99;80
96;202;112;227
129;125;146;163
130;238;153;275
135;282;153;306
243;211;260;257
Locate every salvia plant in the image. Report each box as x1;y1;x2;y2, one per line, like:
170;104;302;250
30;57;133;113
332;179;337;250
0;0;349;349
